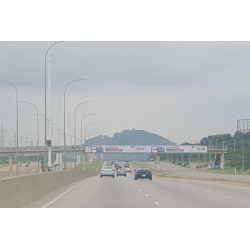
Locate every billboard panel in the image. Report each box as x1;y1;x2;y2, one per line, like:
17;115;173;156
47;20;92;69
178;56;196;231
85;145;207;153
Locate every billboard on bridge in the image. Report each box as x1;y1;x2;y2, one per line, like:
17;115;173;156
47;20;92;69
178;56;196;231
85;145;207;153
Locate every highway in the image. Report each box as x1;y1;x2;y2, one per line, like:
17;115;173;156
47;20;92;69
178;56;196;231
24;162;250;208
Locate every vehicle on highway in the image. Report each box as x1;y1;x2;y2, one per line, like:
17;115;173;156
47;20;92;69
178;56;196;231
100;166;115;178
106;162;113;166
117;167;127;177
115;164;122;170
124;164;131;173
25;163;30;167
134;167;152;180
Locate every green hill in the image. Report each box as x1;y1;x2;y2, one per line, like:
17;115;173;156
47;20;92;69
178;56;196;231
85;129;175;146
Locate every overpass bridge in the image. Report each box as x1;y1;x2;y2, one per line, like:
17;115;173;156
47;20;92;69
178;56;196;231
0;146;84;155
0;145;228;168
84;145;228;168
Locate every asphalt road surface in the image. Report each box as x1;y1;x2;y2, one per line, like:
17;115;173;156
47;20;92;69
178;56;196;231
25;162;250;208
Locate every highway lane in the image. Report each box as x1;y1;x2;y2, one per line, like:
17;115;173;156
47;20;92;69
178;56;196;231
37;162;250;208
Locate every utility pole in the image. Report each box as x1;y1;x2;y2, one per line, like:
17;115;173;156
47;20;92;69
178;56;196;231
234;139;235;152
20;135;23;147
242;134;244;172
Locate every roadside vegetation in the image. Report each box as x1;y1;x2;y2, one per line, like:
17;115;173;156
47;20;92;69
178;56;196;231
76;161;102;172
159;131;250;174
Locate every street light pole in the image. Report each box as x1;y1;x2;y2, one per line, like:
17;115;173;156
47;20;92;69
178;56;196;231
242;133;244;172
84;122;100;144
63;77;92;170
52;123;63;167
0;80;19;176
90;132;99;140
19;101;40;172
82;122;99;167
67;133;73;169
74;100;96;168
80;113;97;145
45;41;65;172
89;129;100;139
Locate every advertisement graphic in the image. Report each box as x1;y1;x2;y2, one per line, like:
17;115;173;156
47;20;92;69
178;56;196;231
85;145;207;153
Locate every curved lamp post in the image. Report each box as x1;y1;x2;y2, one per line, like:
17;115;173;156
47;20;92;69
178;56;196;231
19;101;40;172
84;122;99;144
44;41;65;172
0;80;19;175
63;76;92;169
89;129;100;139
80;113;97;145
74;100;96;168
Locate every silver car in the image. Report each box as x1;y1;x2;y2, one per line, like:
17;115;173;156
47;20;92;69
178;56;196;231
100;166;115;178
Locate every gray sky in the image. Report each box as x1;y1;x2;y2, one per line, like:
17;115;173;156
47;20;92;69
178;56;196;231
0;41;249;145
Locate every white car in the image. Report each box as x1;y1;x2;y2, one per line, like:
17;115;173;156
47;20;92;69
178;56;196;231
124;166;131;173
100;166;115;178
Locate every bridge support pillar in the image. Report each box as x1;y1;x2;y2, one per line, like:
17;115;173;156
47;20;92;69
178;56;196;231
9;154;13;171
221;153;225;169
156;154;161;168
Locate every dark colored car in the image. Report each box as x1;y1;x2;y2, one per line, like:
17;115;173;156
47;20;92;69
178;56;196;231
115;165;122;170
134;167;152;180
117;168;127;177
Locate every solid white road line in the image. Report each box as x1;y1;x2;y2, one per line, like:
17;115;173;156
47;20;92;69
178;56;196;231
41;177;94;208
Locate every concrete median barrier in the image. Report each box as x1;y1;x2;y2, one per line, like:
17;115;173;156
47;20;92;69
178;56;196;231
0;170;98;208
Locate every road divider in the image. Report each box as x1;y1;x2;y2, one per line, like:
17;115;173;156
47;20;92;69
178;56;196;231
0;161;103;208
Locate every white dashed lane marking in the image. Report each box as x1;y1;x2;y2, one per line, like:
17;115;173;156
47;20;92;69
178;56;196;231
146;194;149;197
225;196;231;199
155;202;159;205
206;190;210;193
139;189;142;191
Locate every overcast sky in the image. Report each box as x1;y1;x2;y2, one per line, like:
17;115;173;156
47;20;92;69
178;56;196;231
0;41;249;146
